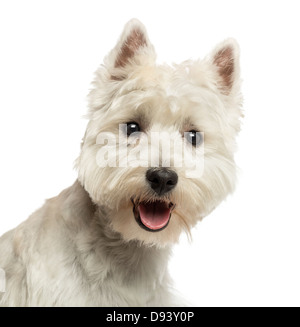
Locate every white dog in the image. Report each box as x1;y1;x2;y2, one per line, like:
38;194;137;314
0;19;242;306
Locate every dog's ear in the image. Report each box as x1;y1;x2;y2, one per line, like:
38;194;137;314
106;19;156;80
210;39;240;95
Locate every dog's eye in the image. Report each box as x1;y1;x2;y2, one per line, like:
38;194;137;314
185;130;203;146
126;122;141;136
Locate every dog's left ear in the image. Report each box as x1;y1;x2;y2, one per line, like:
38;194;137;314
106;19;156;80
210;39;240;95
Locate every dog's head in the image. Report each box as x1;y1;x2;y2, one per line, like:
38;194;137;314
77;19;242;246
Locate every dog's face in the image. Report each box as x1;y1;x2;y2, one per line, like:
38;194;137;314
77;19;242;246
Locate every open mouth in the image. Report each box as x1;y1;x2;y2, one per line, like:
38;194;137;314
132;199;175;232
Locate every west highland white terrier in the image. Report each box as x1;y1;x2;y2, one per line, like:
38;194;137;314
0;19;242;306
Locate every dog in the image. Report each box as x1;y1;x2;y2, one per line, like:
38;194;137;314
0;19;242;306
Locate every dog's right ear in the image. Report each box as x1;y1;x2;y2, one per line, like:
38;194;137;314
105;19;156;80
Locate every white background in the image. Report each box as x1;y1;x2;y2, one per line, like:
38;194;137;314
0;0;300;307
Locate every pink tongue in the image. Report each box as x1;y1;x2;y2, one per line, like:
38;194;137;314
139;202;171;230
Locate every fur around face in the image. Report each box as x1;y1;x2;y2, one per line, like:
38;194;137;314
0;19;242;306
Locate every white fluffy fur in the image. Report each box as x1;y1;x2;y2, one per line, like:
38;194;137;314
0;19;242;306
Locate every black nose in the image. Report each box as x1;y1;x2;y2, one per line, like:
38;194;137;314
146;168;178;196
